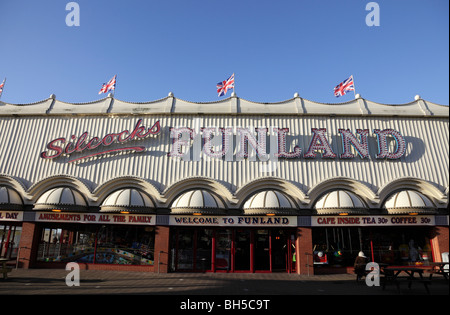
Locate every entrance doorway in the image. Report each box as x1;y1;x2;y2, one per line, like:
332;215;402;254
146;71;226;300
235;230;251;271
171;229;213;271
0;224;22;259
171;228;296;273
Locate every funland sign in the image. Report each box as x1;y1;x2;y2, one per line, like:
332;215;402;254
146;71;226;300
169;215;297;227
40;119;407;163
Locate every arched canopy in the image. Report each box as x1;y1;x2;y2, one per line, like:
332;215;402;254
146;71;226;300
243;190;297;215
384;190;436;214
34;187;88;212
100;188;156;213
315;190;368;215
0;186;23;210
171;189;225;215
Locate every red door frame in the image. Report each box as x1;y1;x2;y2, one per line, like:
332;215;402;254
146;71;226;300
172;227;295;273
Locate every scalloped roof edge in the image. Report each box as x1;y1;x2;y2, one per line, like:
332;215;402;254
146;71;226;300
0;94;448;117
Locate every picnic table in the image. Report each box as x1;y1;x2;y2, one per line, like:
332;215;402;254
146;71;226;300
382;266;431;294
426;262;449;280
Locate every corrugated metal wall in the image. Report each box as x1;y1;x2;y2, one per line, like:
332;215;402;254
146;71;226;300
0;114;448;203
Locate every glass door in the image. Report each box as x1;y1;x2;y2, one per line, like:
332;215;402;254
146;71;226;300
215;229;232;271
270;230;296;272
172;229;214;271
254;229;270;271
176;229;194;270
0;224;22;259
234;230;251;271
271;230;287;271
195;229;212;271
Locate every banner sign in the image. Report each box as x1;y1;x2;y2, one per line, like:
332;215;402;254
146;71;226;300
169;215;297;227
34;212;154;225
311;215;435;227
0;211;23;221
7;212;436;227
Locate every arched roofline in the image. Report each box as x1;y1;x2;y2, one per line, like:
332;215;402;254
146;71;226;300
307;177;378;209
0;174;28;199
378;177;447;208
0;174;26;207
93;176;160;206
27;175;92;204
235;177;306;209
162;177;234;208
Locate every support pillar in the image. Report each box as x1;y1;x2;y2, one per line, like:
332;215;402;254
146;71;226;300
17;222;40;269
154;225;170;273
295;227;313;275
430;226;449;262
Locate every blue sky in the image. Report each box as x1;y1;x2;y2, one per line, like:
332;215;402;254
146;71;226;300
0;0;448;105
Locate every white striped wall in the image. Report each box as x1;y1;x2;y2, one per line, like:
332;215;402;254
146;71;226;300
0;113;448;209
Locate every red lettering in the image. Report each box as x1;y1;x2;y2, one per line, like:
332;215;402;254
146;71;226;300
317;217;335;224
75;132;89;152
40;138;65;159
40;120;161;162
123;119;145;142
337;217;361;225
136;120;161;138
101;133;118;146
113;216;126;222
117;130;130;143
65;135;78;154
87;137;102;150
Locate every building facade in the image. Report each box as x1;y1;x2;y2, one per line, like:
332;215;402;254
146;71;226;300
0;93;448;274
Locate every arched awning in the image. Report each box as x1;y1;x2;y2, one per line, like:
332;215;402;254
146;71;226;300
34;187;88;212
0;186;23;210
384;190;436;214
243;190;297;215
171;190;225;215
315;190;368;215
100;188;156;213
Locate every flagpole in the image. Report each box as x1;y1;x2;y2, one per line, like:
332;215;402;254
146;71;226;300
233;73;235;96
111;74;116;98
114;74;117;98
352;75;357;98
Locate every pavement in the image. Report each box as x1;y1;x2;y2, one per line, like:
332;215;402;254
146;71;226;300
1;268;448;296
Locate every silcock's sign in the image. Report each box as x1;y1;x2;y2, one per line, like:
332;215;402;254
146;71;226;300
40;119;161;163
40;119;407;163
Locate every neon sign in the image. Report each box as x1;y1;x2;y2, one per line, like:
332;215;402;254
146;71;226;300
40;119;160;163
168;127;407;160
40;122;407;163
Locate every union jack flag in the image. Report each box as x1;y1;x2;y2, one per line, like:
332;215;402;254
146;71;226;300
217;73;235;97
98;75;117;95
333;75;354;97
0;78;5;99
